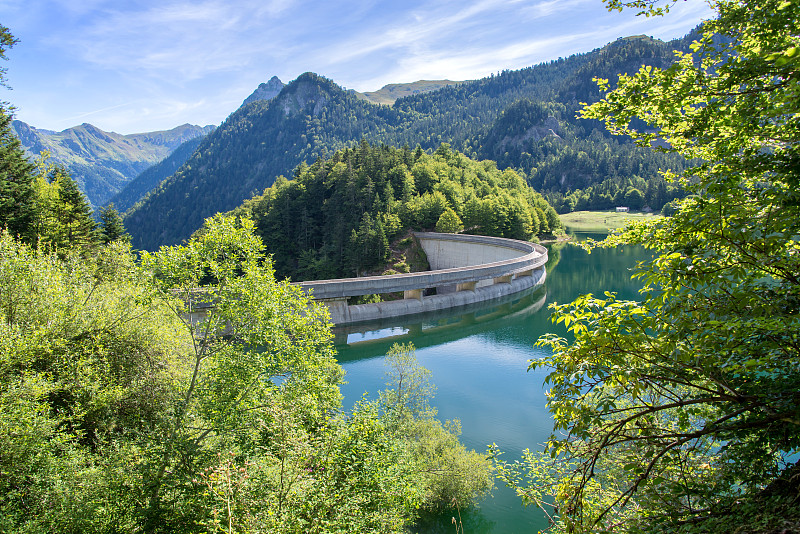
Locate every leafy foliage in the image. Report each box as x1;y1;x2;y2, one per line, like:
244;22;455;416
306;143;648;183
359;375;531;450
0;215;492;532
379;343;494;514
230;141;559;281
0;107;36;243
436;207;464;233
0;233;187;532
495;0;800;532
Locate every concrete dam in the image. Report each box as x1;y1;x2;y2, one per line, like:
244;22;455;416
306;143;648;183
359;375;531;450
297;232;548;325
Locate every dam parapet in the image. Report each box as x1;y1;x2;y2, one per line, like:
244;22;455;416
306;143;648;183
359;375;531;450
297;232;547;325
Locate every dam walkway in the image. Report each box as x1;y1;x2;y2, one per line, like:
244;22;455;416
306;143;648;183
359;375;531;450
296;232;547;325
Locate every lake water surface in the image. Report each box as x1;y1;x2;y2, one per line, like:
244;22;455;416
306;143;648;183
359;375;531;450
334;233;651;533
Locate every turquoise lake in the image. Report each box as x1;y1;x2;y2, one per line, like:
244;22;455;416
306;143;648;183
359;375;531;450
333;233;651;533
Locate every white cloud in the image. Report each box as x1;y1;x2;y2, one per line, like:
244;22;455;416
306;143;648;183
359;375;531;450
5;0;714;133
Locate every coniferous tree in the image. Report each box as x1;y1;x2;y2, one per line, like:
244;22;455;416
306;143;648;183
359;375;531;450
0;109;35;243
98;203;130;244
0;26;36;244
50;166;97;250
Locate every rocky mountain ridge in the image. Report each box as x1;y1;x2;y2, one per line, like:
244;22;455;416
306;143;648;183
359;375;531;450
241;75;286;107
11;120;214;207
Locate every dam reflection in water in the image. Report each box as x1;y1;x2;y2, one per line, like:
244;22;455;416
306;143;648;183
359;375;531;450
334;285;554;534
332;286;547;353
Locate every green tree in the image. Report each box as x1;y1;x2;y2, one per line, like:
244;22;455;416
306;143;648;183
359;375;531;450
379;343;494;513
0;233;188;532
45;165;97;251
139;214;343;529
496;1;800;532
435;207;464;233
0;110;35;243
98;203;130;244
0;215;493;533
0;26;36;244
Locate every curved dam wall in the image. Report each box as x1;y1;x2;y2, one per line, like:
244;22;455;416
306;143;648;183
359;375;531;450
296;232;547;326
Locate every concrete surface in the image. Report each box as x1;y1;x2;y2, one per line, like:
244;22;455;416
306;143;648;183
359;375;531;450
297;232;547;325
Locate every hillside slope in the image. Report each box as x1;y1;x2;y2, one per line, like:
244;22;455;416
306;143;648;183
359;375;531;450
125;73;405;250
358;80;465;106
125;30;700;250
229;141;560;281
11;121;214;207
107;134;210;214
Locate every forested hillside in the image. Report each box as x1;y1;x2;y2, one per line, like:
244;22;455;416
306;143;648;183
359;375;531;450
229;141;560;281
474;34;697;211
11;121;214;208
125;73;409;250
125;30;700;250
107;134;209;214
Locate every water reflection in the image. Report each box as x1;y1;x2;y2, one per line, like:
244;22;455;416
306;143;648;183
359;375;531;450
335;233;651;533
333;285;547;358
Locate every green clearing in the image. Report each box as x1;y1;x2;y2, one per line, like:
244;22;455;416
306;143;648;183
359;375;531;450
559;210;661;232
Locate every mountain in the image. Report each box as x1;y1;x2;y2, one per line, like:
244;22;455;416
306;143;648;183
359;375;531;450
241;75;286;107
358;80;465;106
11;121;215;207
107;134;210;214
124;72;406;249
124;30;701;251
111;75;289;214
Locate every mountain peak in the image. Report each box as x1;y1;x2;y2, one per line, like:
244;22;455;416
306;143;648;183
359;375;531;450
241;76;286;107
277;73;348;117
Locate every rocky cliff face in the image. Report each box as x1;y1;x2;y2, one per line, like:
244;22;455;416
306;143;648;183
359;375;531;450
278;73;329;117
241;76;286;107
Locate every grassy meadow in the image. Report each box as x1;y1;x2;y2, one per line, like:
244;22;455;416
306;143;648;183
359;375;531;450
559;210;662;233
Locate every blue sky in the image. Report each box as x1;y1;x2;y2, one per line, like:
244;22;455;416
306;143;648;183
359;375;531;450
1;0;713;135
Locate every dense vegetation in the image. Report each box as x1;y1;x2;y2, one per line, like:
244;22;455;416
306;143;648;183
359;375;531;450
482;100;689;211
0;216;492;533
7;1;799;529
0;27;492;532
495;0;800;531
125;31;701;250
230;141;560;281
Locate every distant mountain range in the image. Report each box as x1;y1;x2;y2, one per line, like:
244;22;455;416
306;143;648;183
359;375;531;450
122;31;698;251
10;29;700;250
11;121;214;207
106;135;209;215
10;75;464;213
